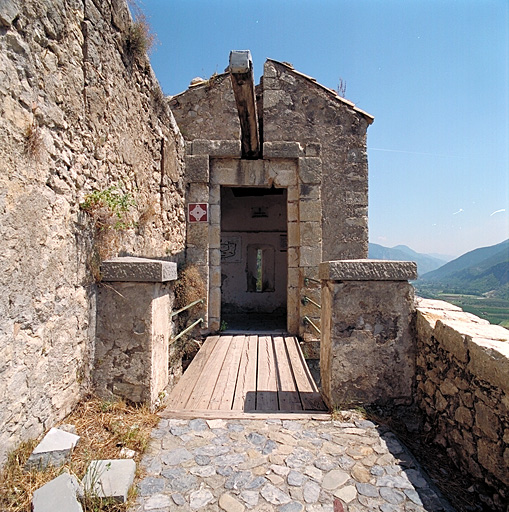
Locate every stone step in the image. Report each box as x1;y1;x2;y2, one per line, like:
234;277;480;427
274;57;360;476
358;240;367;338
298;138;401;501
25;427;80;470
32;472;83;512
82;459;136;503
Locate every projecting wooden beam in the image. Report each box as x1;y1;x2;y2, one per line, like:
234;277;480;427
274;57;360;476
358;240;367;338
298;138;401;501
229;50;260;159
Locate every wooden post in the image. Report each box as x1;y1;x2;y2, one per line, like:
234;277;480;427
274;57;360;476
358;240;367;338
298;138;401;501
229;50;260;159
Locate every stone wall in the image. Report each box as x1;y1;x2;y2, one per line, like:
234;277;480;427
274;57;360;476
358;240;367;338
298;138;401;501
0;0;185;464
415;298;509;509
320;260;417;408
263;60;373;261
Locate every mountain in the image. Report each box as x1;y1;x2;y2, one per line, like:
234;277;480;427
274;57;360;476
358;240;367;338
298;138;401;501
368;243;448;276
420;239;509;282
418;239;509;298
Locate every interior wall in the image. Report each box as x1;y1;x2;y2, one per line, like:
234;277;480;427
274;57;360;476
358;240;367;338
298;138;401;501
220;187;287;314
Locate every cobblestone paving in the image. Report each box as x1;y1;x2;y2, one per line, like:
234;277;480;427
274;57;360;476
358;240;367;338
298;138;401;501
130;415;455;512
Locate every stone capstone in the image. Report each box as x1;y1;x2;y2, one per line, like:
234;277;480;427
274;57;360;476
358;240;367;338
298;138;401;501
32;473;83;512
101;257;177;282
26;428;80;469
319;259;418;281
82;459;136;503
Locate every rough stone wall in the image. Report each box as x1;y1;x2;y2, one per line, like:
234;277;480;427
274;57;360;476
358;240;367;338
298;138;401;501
0;0;185;464
169;73;240;141
320;261;417;408
415;298;509;510
263;60;372;261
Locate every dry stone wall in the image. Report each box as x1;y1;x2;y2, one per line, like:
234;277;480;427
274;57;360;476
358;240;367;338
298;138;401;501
415;298;509;510
0;0;185;464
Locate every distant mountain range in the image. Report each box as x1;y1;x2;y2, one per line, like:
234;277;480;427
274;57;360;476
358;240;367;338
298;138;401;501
368;243;448;276
418;239;509;298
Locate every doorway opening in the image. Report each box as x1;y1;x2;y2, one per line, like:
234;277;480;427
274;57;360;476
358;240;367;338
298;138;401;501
220;186;287;332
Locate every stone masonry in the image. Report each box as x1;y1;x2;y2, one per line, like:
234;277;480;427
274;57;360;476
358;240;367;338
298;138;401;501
415;298;509;510
320;260;418;408
0;0;185;464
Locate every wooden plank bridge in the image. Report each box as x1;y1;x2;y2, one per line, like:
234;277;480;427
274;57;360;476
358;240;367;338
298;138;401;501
162;334;328;420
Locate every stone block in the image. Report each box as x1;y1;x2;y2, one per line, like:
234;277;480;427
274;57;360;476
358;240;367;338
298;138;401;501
433;320;469;364
299;157;322;184
263;141;303;158
188;182;210;203
26;428;80;470
187;223;209;247
300;246;321;267
299;183;321;199
82;459;136;503
300;200;322;222
287;222;299;248
319;260;417;281
305;143;321;157
186;247;208;265
240;160;266;186
287;185;299;202
185;155;209;183
210;248;221;266
287;202;298;223
0;0;20;26
300;222;321;246
467;336;509;394
32;473;83;512
101;257;177;283
211;160;241;186
193;139;241;157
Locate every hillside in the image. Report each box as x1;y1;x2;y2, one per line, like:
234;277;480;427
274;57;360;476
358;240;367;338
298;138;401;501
368;243;447;276
416;240;509;325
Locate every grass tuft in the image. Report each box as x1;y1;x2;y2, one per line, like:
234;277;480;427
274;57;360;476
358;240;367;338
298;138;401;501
0;395;159;512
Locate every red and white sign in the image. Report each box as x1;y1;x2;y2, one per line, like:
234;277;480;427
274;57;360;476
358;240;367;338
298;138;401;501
188;203;208;223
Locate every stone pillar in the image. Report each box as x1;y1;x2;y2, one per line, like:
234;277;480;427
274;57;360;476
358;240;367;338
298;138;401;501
94;257;177;406
320;259;417;408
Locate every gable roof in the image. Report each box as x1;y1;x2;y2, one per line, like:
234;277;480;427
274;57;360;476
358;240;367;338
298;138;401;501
267;59;374;124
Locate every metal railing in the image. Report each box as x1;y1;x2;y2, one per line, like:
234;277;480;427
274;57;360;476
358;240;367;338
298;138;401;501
304;277;321;286
171;298;205;318
303;316;321;335
302;296;321;309
171;297;205;342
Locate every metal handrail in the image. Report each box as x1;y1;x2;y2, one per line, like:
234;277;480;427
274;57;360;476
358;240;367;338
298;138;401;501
171;298;205;318
172;318;204;343
302;296;321;309
303;316;321;335
304;277;321;286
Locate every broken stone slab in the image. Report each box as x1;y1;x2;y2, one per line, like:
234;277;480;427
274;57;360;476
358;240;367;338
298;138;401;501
32;472;83;512
26;427;80;470
101;257;177;282
82;459;136;503
263;141;304;158
319;259;418;281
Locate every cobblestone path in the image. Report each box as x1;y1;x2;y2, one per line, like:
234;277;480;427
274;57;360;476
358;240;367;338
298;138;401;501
130;414;455;512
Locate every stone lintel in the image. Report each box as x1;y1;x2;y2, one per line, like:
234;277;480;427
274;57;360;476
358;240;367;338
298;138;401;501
192;139;241;157
101;257;177;282
263;141;304;158
319;259;417;281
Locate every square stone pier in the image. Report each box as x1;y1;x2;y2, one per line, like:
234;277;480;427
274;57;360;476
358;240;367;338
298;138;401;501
94;257;177;407
320;259;418;408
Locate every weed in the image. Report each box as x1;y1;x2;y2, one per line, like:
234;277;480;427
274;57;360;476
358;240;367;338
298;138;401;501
123;13;154;65
336;77;347;98
0;396;159;512
220;320;228;332
173;264;206;311
23;118;43;161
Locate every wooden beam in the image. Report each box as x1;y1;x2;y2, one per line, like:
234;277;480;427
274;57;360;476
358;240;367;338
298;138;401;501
229;50;260;159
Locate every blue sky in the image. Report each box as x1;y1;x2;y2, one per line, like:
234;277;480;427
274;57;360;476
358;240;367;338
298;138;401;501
139;0;508;258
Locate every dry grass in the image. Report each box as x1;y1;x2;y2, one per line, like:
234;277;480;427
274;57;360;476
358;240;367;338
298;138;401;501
23;119;43;161
173;264;206;311
123;14;154;65
0;395;159;512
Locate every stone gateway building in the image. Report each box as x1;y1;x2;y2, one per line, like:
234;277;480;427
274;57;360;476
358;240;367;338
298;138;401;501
1;2;508;506
171;52;374;337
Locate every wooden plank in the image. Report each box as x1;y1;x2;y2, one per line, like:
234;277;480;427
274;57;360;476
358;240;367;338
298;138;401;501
160;409;331;421
285;336;326;411
166;335;220;409
185;335;233;410
256;336;279;412
273;336;303;412
209;335;245;410
232;335;258;412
